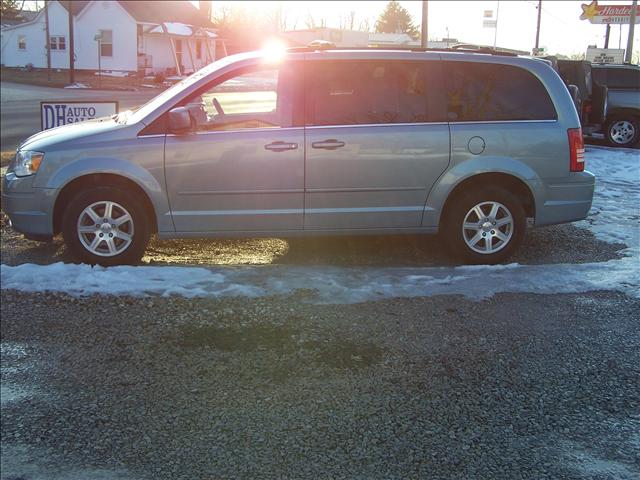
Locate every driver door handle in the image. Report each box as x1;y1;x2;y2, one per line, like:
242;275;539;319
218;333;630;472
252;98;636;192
264;141;298;152
312;139;346;150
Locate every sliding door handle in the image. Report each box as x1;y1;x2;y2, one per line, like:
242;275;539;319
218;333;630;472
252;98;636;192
264;141;298;152
312;139;346;150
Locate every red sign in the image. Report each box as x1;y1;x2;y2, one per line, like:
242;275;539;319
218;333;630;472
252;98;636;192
580;0;640;24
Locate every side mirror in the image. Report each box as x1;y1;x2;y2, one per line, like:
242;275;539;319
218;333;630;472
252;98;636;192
168;107;192;134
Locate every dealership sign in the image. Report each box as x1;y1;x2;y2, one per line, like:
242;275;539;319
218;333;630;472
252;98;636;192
580;0;640;24
40;101;118;130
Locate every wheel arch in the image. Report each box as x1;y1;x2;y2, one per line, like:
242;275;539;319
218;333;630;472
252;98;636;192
52;173;158;235
427;168;538;228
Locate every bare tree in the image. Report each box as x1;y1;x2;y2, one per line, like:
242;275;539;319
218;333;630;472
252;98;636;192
305;12;316;29
359;17;373;32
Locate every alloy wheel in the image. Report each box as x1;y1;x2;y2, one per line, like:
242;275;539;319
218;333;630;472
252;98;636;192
462;201;514;254
77;201;134;257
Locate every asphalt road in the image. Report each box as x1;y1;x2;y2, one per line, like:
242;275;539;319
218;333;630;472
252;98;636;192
0;82;157;151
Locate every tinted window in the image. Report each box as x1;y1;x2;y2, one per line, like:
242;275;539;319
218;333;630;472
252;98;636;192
445;62;557;121
182;65;299;131
594;67;640;90
306;61;445;126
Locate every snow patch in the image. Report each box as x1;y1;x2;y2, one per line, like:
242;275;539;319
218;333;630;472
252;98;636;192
1;253;638;304
63;82;89;89
149;22;193;36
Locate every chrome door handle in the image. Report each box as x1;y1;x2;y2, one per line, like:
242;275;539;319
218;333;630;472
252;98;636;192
311;139;346;150
264;141;298;152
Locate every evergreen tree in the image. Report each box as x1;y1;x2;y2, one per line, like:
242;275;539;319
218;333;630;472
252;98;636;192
375;1;420;40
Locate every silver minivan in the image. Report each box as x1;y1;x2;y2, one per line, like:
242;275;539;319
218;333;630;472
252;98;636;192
2;47;595;265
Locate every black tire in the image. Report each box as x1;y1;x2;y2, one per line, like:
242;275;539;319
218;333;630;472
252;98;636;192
605;116;639;147
62;186;151;266
442;186;526;265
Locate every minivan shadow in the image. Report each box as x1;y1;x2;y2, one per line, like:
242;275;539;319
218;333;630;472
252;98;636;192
1;224;624;268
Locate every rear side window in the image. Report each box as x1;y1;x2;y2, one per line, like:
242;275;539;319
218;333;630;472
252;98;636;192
444;62;557;122
305;61;446;126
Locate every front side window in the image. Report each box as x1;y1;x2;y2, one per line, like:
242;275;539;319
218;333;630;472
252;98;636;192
181;65;299;132
306;61;445;126
444;62;557;121
18;35;26;50
99;30;113;57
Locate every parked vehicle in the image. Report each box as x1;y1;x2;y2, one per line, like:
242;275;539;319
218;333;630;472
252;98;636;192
555;59;608;137
2;47;595;266
591;63;640;147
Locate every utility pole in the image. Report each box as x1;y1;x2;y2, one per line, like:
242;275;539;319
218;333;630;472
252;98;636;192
68;0;75;84
44;0;51;80
421;0;428;48
534;0;542;50
625;0;637;63
493;1;500;48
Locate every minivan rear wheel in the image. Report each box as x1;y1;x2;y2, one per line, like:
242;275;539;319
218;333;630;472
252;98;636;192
443;186;525;264
62;186;150;266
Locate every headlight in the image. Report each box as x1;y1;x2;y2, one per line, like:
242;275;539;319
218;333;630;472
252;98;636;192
10;150;44;177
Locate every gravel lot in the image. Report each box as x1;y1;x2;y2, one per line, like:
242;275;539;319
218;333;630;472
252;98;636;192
2;290;639;480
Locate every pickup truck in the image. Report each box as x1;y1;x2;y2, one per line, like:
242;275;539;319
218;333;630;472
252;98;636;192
591;64;640;147
555;59;608;138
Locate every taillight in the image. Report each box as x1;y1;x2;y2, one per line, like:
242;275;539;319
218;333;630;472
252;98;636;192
568;128;585;172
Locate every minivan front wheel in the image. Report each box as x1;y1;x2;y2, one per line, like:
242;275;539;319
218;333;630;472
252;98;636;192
443;186;525;264
62;186;150;266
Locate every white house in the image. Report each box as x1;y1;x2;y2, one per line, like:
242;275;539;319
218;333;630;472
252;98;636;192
0;0;221;76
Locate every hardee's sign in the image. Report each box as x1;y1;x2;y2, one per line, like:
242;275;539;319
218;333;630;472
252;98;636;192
580;0;640;24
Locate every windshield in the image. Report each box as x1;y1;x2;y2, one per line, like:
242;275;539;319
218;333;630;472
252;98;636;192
126;53;256;125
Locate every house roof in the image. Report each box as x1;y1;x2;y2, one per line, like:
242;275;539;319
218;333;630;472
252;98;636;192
62;0;214;28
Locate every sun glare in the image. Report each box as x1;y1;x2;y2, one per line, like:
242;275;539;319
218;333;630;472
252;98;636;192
261;40;288;63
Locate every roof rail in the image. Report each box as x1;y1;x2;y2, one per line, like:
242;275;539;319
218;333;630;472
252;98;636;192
286;42;520;57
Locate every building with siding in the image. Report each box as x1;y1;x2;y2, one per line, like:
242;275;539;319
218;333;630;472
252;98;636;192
0;0;221;76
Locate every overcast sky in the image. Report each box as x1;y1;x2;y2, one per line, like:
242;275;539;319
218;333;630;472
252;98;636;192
203;0;639;57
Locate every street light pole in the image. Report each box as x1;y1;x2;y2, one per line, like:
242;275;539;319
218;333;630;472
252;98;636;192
494;1;500;48
625;0;637;63
421;0;428;48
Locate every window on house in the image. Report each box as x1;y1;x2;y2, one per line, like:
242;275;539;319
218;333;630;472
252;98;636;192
18;35;26;50
195;40;202;60
50;36;66;51
99;29;113;57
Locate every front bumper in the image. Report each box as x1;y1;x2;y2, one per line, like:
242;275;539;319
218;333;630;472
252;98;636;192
535;171;596;226
2;172;56;238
